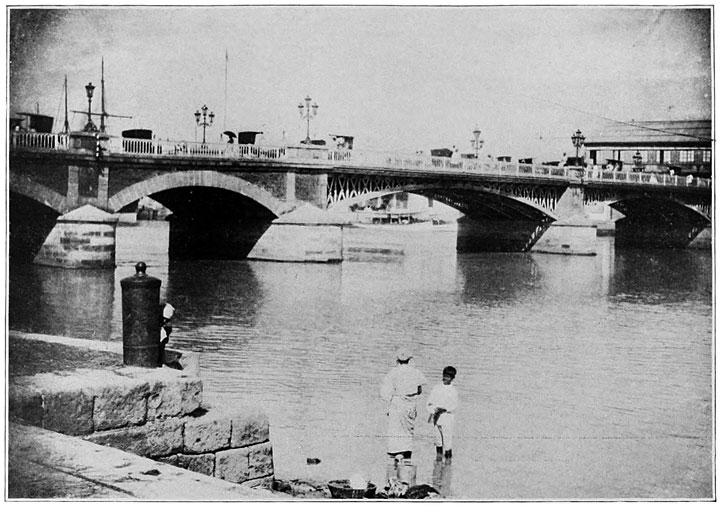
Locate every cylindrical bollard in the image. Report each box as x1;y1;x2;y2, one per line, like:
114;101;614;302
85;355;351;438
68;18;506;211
120;261;161;367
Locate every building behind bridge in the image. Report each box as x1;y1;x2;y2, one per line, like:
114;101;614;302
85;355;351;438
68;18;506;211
585;119;711;177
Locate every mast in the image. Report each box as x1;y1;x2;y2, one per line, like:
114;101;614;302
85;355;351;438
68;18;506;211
224;49;228;133
63;75;69;133
100;57;106;133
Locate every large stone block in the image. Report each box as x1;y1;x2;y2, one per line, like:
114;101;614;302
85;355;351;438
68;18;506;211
230;408;270;448
241;476;275;490
176;453;215;476
215;442;274;484
183;413;231;454
156;454;179;467
93;377;150;431
147;377;202;420
85;419;183;458
8;384;43;426
43;388;94;436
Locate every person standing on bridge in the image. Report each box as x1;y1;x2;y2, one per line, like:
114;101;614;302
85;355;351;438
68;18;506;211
380;348;427;463
451;146;461;168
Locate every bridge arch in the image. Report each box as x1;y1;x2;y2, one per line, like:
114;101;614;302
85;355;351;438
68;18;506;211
329;182;559;222
9;173;66;213
607;195;711;223
607;195;711;248
108;170;290;217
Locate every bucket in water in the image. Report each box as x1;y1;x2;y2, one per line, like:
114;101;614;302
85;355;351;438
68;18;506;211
327;479;376;499
397;461;417;486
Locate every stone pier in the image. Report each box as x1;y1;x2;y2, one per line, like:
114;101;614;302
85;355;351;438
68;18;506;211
33;204;118;269
532;184;598;255
248;204;347;262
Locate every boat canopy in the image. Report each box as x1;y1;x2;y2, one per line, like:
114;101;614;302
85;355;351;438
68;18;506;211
122;129;153;139
16;112;54;133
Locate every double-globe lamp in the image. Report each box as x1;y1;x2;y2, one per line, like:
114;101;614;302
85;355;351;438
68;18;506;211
194;105;215;144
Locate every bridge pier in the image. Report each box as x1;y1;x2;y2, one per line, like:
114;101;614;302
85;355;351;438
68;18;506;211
531;185;598;255
247;205;346;262
456;218;552;252
33;205;118;269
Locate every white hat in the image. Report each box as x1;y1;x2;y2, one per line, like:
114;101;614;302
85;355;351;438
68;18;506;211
396;348;412;362
163;303;175;319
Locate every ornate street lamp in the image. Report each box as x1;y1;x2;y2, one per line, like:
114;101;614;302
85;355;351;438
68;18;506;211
83;82;98;132
298;95;318;144
632;150;642;171
194;105;214;144
471;126;484;159
571;129;585;164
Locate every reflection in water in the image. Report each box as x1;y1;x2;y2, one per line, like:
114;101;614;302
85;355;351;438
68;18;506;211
9;264;115;340
609;249;712;305
7;224;713;500
431;459;453;498
456;253;542;306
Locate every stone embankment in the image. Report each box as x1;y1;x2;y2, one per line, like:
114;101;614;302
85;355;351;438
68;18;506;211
8;331;275;499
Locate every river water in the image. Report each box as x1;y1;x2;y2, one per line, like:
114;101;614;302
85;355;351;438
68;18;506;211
8;221;713;500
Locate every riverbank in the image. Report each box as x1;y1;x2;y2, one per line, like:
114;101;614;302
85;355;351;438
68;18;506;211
8;331;447;500
9;332;419;500
8;332;285;500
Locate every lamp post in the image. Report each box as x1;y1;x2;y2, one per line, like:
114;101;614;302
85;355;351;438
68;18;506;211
83;82;98;132
298;95;318;144
194;105;214;144
571;129;585;165
471;126;484;160
632;150;642;172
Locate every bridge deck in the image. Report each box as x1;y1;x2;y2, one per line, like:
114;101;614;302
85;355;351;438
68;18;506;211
10;132;711;191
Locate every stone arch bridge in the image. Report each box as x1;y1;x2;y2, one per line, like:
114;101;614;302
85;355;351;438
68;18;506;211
9;135;711;267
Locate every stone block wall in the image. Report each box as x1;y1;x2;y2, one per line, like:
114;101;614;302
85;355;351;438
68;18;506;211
150;405;274;488
9;368;202;435
9;366;274;487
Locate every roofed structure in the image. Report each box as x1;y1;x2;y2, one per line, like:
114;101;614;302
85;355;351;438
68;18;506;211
586;120;711;148
584;120;712;177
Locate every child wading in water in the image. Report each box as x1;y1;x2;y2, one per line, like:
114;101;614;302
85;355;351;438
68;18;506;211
426;366;459;461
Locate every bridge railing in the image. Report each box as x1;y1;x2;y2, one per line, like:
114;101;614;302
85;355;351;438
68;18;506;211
10;132;70;151
10;132;712;189
584;168;711;188
106;137;288;160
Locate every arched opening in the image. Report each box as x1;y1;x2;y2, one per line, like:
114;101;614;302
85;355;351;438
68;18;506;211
611;197;710;248
148;186;277;260
9;192;60;263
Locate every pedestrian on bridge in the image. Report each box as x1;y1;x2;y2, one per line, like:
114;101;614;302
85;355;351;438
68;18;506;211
451;146;461;168
380;348;427;463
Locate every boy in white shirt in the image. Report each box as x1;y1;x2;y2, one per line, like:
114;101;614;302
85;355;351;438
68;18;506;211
426;366;459;461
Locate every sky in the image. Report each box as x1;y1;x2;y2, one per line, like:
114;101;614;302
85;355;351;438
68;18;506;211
8;6;712;162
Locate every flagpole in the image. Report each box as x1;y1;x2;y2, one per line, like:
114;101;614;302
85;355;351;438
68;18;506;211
224;49;228;133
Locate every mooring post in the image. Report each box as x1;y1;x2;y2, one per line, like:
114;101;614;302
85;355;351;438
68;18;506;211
120;261;161;367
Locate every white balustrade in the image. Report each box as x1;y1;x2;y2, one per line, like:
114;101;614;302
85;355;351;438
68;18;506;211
11;132;66;151
9;131;711;189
